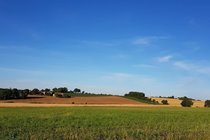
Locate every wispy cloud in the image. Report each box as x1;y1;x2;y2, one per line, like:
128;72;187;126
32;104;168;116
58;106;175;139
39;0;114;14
111;54;128;59
0;67;45;75
132;64;156;69
174;61;210;75
132;36;168;46
103;73;132;81
183;41;201;51
0;45;35;52
102;72;155;83
188;18;198;26
80;40;117;48
158;55;173;63
173;61;194;71
132;38;151;45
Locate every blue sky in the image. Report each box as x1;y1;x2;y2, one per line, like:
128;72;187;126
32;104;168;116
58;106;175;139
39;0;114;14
1;0;210;99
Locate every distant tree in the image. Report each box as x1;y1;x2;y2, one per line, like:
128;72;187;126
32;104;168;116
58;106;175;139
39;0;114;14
52;87;68;93
68;90;74;94
152;99;156;103
179;96;195;101
73;88;81;93
30;88;40;95
44;88;50;92
125;91;145;98
179;96;188;100
161;100;169;105
19;89;29;99
181;99;193;107
204;100;210;107
11;88;19;98
0;89;11;99
54;92;71;98
57;87;68;93
0;88;29;99
168;96;174;99
44;88;51;96
23;89;30;94
52;88;58;93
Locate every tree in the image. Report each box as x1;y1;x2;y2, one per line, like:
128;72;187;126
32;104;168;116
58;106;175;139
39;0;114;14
161;100;169;105
19;89;29;99
30;88;40;95
204;100;210;107
52;88;58;93
168;96;174;99
73;88;81;93
179;96;195;101
124;91;145;98
11;88;19;98
0;89;11;99
44;88;51;95
181;99;193;107
44;88;50;92
0;88;29;99
57;87;68;93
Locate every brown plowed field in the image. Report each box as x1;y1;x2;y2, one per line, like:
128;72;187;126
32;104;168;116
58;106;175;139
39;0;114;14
0;95;145;105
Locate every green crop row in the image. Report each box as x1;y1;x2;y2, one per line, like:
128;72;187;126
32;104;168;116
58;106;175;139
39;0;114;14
0;107;210;140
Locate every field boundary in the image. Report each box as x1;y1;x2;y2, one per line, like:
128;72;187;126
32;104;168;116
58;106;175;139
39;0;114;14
0;103;171;107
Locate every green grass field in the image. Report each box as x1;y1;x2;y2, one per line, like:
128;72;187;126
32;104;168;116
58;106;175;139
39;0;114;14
0;107;210;140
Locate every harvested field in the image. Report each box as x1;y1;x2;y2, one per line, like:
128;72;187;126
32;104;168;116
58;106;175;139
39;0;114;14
0;95;145;105
152;97;205;107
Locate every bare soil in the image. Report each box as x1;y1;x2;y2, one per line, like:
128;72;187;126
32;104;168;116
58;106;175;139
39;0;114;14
0;95;159;107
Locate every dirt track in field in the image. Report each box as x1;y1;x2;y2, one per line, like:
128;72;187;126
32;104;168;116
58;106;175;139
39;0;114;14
0;95;146;105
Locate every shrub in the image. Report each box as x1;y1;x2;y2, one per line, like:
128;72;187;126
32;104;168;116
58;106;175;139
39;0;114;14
54;93;63;98
181;99;193;107
204;100;210;107
53;93;71;98
161;100;169;105
63;93;71;98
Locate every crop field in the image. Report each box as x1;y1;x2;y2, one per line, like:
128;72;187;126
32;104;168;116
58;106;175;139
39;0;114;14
0;95;144;105
0;107;210;140
152;97;204;107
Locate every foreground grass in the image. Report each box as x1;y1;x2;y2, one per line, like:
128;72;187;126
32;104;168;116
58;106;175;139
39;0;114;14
0;107;210;140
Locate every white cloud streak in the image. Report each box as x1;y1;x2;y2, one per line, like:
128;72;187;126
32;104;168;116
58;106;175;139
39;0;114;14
174;61;210;75
158;55;173;63
132;36;168;46
0;67;45;75
133;64;156;69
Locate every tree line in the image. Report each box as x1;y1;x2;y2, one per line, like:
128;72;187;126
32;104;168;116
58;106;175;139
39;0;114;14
0;87;112;99
124;91;160;104
125;91;210;107
0;88;29;100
